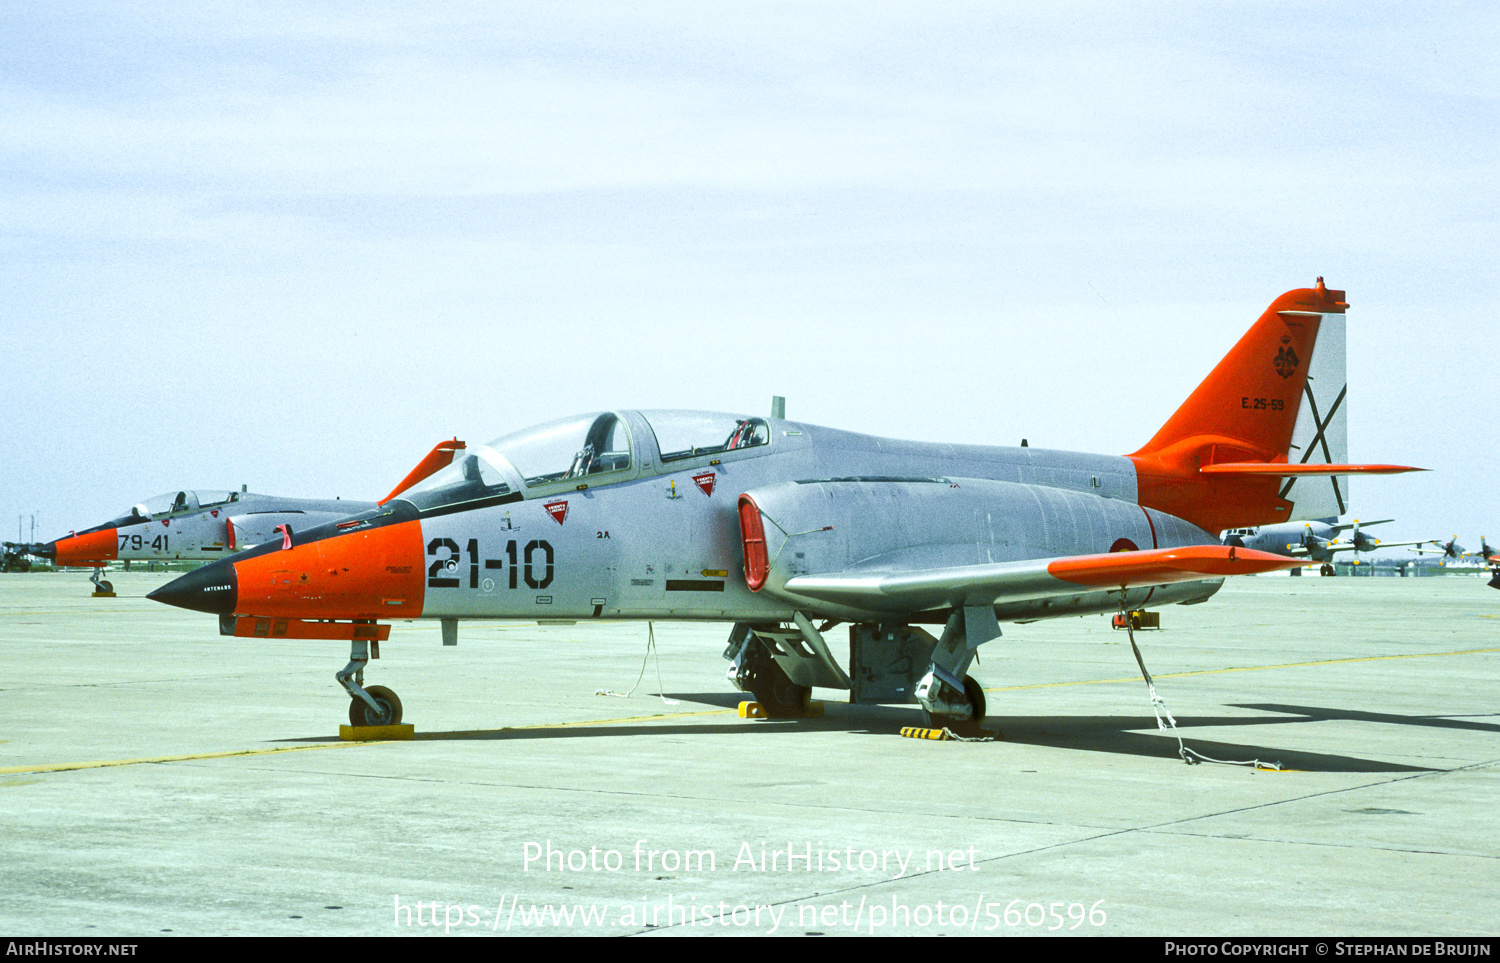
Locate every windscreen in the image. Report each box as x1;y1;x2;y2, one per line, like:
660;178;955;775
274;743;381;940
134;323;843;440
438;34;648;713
398;447;514;512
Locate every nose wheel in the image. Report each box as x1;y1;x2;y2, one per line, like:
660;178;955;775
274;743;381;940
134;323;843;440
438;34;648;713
348;685;403;727
337;639;403;727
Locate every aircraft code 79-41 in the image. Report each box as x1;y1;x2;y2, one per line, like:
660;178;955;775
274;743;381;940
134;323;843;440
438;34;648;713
428;538;555;590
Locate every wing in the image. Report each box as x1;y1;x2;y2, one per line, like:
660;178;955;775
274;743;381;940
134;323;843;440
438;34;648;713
1327;518;1395;534
1339;538;1428;551
784;545;1302;612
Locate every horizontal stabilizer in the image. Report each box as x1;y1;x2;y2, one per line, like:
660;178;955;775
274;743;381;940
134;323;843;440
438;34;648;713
784;545;1301;612
1199;463;1424;476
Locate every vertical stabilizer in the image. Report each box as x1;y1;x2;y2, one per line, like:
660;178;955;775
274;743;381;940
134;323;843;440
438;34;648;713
1128;280;1348;533
1281;312;1349;519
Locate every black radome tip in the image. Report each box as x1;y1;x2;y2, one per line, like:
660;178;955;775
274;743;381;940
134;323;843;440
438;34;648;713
148;561;238;615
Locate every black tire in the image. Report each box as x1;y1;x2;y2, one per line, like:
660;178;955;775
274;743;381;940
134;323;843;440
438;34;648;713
963;675;987;725
349;685;403;727
739;642;809;718
922;674;987;733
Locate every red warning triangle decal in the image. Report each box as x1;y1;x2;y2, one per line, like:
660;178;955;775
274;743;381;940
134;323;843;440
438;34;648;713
692;472;716;496
544;500;569;525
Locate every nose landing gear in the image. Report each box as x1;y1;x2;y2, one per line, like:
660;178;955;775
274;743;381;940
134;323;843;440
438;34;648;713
90;567;115;597
337;638;404;727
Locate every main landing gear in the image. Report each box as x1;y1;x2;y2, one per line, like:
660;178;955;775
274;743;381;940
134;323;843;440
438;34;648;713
914;665;988;736
724;616;991;735
729;634;812;718
337;639;403;727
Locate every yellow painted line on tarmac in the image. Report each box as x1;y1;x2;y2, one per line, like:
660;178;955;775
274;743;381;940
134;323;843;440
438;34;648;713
982;646;1500;693
0;708;733;776
0;742;368;776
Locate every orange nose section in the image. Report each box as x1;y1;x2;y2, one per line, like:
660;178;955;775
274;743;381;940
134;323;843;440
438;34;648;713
53;529;119;566
231;519;426;619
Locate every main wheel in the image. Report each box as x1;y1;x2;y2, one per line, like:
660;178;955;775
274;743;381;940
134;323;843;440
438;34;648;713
923;675;987;733
349;685;403;727
963;675;987;725
738;642;810;718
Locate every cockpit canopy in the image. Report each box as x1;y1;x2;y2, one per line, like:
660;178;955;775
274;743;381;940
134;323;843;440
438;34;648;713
395;410;772;514
642;410;769;461
127;490;240;521
504;412;634;487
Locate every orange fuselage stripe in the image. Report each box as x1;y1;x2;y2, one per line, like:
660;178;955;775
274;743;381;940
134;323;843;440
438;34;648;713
232;520;426;620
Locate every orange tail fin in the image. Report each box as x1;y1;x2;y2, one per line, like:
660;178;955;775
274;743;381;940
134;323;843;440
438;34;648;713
1128;281;1343;533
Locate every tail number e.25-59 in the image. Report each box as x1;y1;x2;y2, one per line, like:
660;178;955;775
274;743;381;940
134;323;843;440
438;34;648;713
426;538;555;590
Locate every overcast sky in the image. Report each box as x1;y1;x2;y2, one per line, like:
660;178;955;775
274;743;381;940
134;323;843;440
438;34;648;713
2;2;1494;550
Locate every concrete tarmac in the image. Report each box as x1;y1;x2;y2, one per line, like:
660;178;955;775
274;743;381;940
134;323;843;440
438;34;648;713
1;570;1496;937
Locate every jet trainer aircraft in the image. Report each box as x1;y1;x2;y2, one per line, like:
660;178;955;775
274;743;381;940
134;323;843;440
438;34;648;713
33;440;467;594
1223;517;1433;575
151;281;1422;731
37;488;380;595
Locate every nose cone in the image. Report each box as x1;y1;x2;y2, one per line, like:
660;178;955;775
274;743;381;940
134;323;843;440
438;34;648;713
49;528;118;566
149;560;238;615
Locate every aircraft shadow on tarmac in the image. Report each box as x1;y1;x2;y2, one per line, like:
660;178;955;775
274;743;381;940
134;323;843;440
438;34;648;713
280;692;1444;772
1232;703;1500;734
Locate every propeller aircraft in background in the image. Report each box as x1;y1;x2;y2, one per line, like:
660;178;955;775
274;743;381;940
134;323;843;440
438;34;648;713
1223;517;1434;576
